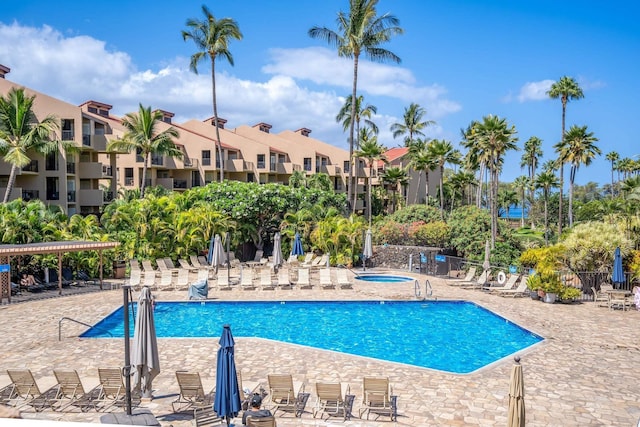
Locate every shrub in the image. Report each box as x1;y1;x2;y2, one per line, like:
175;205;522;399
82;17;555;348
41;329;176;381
390;204;442;224
412;221;450;247
374;220;407;245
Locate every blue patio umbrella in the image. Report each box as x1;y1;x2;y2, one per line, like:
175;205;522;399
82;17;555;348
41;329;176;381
612;246;624;289
213;324;241;426
291;232;304;257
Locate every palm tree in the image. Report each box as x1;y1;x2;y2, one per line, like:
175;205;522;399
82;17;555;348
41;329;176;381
288;170;306;188
0;87;66;203
427;139;459;216
355;129;386;226
380;166;408;213
459;120;487;209
554;124;600;227
535;171;560;245
309;0;403;211
182;5;242;182
408;142;436;205
498;188;518;223
470;115;518;248
107;104;182;198
520;136;542;227
390;103;435;147
547;76;584;235
605;151;619;197
512;175;529;227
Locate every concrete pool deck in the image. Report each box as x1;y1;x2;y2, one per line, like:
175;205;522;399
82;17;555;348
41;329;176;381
1;270;639;426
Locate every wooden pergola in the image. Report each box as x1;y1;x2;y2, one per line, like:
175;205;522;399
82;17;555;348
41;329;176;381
0;240;119;303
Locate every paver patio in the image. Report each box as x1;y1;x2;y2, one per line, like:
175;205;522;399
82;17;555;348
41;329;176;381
1;270;639;426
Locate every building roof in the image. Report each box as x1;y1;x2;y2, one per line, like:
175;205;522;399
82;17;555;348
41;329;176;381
0;241;119;256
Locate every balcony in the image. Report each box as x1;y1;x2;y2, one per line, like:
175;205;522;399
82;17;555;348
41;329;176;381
151;155;164;166
78;162;112;179
22;160;39;173
81;134;109;151
183;157;199;169
46;191;60;201
22;189;39;201
224;158;248;172
276;162;301;174
62;130;74;141
0;187;22;202
78;189;106;206
66;162;76;174
125;177;134;186
67;190;76;203
103;191;114;202
319;164;340;176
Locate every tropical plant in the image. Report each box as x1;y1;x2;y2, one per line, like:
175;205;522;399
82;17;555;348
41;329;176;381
0;87;68;203
520;136;543;227
408;142;436;204
427;139;459;215
535;171;560;245
182;5;243;182
107;104;182;198
336;94;378;136
288;169;306;188
554;124;601;228
309;0;403;211
380;166;408;213
498;188;518;221
390;102;434;147
547;76;584;236
512;176;529;227
390;204;442;224
355;129;386;226
605;151;619;197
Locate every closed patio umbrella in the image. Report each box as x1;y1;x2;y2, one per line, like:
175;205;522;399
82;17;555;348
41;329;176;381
291;232;304;257
507;356;525;427
612;246;624;289
131;286;160;399
213;324;241;426
272;232;283;268
211;234;225;273
363;228;373;271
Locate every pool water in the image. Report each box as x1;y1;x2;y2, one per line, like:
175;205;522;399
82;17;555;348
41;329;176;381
354;275;414;282
82;300;542;374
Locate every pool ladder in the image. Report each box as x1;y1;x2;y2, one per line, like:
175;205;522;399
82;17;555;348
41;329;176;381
58;316;113;341
414;279;434;300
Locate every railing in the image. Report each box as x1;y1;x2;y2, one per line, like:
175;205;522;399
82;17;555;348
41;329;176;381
22;189;39;201
22;160;38;173
66;162;75;174
67;191;76;203
47;192;59;201
61;130;74;141
59;316;112;341
102;165;112;176
82;134;91;146
173;179;187;189
103;191;114;202
125;177;134;186
151;155;163;166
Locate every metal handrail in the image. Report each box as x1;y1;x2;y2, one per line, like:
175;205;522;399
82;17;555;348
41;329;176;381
58;316;112;341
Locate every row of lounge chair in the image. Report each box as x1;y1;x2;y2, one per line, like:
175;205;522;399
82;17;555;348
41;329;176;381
179;371;396;426
446;267;530;297
0;368;138;413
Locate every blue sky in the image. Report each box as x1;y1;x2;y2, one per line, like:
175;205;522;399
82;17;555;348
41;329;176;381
1;0;638;186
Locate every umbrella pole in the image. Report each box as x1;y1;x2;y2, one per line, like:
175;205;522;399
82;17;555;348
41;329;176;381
226;232;230;283
122;285;132;416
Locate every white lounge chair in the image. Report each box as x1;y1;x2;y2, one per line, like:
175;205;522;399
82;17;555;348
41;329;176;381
296;268;312;290
336;269;353;290
260;268;275;290
319;268;335;290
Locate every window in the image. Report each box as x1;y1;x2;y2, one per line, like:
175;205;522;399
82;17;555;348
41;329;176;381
136;148;144;163
61;119;74;140
303;158;312;171
344;160;350;173
257;154;265;169
270;153;276;171
125;168;134;186
247;173;255;182
228;151;238;160
46;177;59;200
278;154;286;163
202;150;211;166
45;152;58;171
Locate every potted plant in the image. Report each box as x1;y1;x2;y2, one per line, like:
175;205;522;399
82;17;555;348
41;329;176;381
558;286;582;303
526;274;541;300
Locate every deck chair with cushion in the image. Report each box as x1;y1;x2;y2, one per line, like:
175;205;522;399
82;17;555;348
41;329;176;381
260;268;276;291
446;266;477;286
5;369;57;411
276;269;292;290
336;269;353;290
246;416;277;427
300;253;315;267
52;369;99;412
240;268;257;290
312;382;354;421
178;258;199;273
358;377;397;421
459;270;489;289
266;374;309;418
496;280;529;298
172;371;214;412
485;274;520;292
319;268;335;290
296;268;312;290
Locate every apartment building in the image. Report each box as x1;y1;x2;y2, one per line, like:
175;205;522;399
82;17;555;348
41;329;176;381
377;147;439;206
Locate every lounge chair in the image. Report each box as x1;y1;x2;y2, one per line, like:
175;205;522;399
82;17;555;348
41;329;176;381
141;260;157;276
172;371;214;412
216;272;232;291
141;271;156;290
485;274;520;292
592;283;613;307
178;258;199;273
459;270;489;289
126;269;142;291
246;416;277;427
276;269;292;290
497;281;529;298
260;268;275;291
163;257;181;272
194;406;224;426
312;382;353;421
296;268;312;290
157;270;174;291
266;374;308;417
319;268;335;290
300;253;315;267
311;254;329;268
52;369;99;412
336;269;353;290
95;368;135;411
446;266;477;286
198;256;212;269
240;268;257;290
5;369;57;411
358;376;397;421
174;268;190;291
190;255;210;270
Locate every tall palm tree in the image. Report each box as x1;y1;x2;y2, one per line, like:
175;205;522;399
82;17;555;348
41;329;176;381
408;142;436;205
390;103;435;147
107;104;182;198
380;166;408;213
498;188;518;222
520;136;543;227
355;129;386;226
0;87;67;203
471;115;518;248
512;175;529;228
309;0;403;210
535;171;559;245
605;151;619;197
554;124;600;228
459;120;487;209
183;5;243;182
427;139;459;216
547;76;584;235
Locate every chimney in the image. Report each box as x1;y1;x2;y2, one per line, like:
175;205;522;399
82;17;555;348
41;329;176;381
80;100;113;117
154;109;175;124
0;64;10;79
295;127;312;137
254;122;272;133
206;117;227;129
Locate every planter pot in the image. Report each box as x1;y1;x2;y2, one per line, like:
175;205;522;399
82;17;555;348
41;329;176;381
543;292;557;304
530;290;540;300
537;289;546;298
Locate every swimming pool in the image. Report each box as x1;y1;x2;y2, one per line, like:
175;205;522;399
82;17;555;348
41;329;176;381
82;301;542;374
354;274;414;283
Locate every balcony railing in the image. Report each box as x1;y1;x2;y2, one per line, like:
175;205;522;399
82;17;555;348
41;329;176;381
67;191;76;203
174;179;188;189
22;160;39;173
66;162;76;174
103;191;114;202
62;130;74;141
184;157;199;168
125;177;134;186
151;155;163;166
102;165;112;176
22;189;39;201
47;192;59;201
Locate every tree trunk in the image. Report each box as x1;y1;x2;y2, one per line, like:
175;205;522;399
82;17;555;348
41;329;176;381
3;164;18;203
414;171;422;204
558;99;567;236
568;165;576;228
368;165;373;227
211;60;224;183
140;153;149;198
544;192;549;246
439;164;444;217
348;55;360;213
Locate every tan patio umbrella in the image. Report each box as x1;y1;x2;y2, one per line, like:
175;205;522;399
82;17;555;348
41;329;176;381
507;356;525;427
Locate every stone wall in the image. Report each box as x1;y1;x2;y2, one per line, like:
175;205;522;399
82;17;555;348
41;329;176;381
368;245;442;270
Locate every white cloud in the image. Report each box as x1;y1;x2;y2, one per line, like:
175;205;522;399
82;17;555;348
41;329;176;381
516;79;555;102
